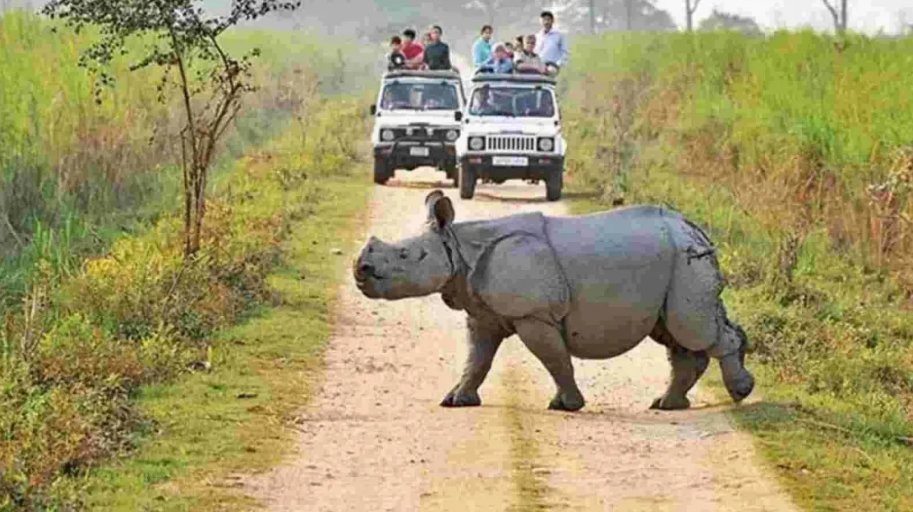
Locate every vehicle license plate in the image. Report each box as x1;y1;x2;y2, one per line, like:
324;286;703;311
410;147;430;157
493;156;528;166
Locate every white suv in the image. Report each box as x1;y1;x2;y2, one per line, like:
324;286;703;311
369;70;465;185
456;73;566;201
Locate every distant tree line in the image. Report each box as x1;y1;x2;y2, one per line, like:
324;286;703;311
260;0;773;44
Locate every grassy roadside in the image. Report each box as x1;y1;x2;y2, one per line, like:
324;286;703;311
84;176;370;511
563;31;913;511
0;90;372;508
569;171;913;512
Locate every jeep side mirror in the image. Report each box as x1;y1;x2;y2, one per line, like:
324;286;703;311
370;104;377;116
454;111;463;122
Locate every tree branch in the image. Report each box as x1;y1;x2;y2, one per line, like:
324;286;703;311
820;0;841;31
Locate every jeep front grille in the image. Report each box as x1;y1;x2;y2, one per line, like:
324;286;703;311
486;135;536;152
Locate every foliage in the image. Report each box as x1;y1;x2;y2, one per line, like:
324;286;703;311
0;13;371;508
554;0;676;33
41;0;301;257
563;30;913;509
81;106;371;511
0;11;370;312
699;9;762;36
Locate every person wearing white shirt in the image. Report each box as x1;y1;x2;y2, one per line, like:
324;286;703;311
534;10;569;69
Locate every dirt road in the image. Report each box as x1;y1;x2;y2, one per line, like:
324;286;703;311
245;169;798;511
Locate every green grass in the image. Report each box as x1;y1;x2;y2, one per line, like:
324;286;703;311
0;10;375;310
564;31;913;511
83;177;370;511
0;20;373;502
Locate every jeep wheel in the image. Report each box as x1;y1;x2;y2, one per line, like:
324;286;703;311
459;166;476;199
444;163;459;188
373;157;392;185
546;171;563;201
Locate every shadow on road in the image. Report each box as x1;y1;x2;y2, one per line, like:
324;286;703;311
386;179;456;190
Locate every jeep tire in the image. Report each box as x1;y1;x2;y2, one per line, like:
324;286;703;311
459;165;477;199
373;157;392;185
546;170;563;202
444;161;459;188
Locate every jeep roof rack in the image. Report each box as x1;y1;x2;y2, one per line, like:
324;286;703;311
383;69;462;80
470;72;557;85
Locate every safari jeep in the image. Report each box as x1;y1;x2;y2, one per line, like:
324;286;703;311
456;73;566;201
370;70;465;185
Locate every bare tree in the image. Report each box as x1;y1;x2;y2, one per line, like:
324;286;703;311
43;0;300;258
820;0;848;34
685;0;701;31
625;0;634;30
589;0;597;33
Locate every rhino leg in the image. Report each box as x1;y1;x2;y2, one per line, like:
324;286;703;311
441;317;505;408
514;317;585;412
709;318;754;403
650;344;709;410
662;223;755;403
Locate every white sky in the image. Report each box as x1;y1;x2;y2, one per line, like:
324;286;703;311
651;0;913;34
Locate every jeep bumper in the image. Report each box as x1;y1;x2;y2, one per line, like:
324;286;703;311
374;141;457;170
460;154;564;180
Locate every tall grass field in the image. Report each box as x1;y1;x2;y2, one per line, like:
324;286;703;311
0;10;375;508
563;31;913;510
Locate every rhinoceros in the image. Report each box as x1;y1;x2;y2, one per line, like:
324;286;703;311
353;191;754;411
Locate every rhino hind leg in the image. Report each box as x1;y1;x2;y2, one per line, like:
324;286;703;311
662;226;755;404
650;322;709;410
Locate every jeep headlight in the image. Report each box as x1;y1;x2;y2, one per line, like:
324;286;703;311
538;137;555;152
381;129;395;142
446;129;459;141
469;136;485;150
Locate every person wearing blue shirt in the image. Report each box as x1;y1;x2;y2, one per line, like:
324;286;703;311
534;10;569;69
481;43;514;74
472;25;494;69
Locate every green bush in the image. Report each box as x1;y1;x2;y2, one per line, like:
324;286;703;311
0;12;371;504
564;30;913;509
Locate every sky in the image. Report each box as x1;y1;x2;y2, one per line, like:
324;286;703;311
651;0;913;34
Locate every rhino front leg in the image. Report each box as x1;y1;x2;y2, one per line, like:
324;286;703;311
441;317;505;408
514;317;585;412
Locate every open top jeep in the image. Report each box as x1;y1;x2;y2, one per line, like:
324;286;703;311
456;72;566;201
370;70;465;185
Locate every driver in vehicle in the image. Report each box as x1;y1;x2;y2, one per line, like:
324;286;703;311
380;86;409;109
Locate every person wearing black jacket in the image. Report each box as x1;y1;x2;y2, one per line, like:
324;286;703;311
423;25;452;71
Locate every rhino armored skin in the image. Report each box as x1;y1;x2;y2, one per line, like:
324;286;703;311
353;191;754;411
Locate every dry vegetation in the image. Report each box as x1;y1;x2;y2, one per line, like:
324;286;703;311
564;30;913;510
0;11;373;509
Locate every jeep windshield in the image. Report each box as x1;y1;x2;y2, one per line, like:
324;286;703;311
380;82;460;111
468;86;555;118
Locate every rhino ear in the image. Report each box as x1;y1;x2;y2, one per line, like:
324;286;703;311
425;190;455;230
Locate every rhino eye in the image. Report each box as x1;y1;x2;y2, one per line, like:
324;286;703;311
399;249;409;260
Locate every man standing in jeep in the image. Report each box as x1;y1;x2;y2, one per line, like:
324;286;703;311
535;11;569;71
423;25;452;71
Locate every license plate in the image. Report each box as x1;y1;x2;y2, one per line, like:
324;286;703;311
493;156;528;166
409;147;430;157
